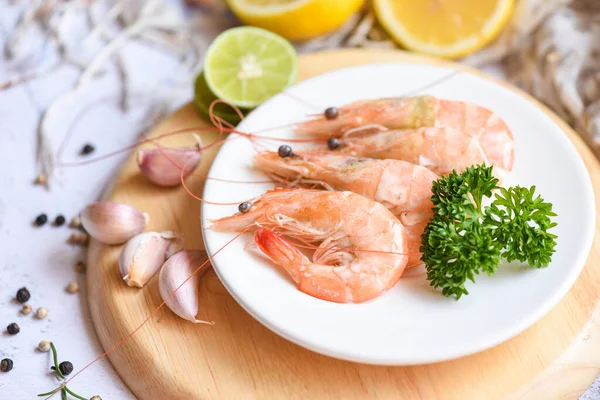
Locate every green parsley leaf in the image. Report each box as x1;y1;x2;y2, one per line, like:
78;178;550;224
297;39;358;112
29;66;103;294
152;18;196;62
485;186;558;268
421;164;558;299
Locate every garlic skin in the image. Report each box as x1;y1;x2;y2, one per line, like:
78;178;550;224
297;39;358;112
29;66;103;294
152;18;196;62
137;136;202;187
119;231;183;288
159;250;212;324
81;201;149;245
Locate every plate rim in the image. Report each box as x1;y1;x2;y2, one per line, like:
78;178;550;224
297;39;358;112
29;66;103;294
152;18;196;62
201;61;596;365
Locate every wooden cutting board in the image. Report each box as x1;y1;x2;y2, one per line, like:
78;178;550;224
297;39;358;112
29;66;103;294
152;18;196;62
88;48;600;400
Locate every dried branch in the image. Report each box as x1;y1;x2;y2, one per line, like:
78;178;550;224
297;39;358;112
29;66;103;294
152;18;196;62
0;64;60;90
115;53;129;112
4;0;47;59
83;1;126;46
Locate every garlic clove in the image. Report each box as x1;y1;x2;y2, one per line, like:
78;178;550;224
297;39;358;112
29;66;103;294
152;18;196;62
159;231;184;258
81;201;149;245
119;231;183;288
159;250;212;324
137;135;202;187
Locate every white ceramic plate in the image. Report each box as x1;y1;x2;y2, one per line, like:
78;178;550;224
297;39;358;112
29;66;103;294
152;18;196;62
201;63;595;365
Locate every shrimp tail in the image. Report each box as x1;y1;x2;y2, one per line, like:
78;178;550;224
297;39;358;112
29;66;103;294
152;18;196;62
254;227;353;303
254;227;305;283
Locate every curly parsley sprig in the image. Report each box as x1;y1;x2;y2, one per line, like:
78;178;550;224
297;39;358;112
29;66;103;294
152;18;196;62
420;164;558;299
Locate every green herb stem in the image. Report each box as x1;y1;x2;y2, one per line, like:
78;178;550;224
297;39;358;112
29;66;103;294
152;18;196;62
63;386;89;400
50;342;65;380
37;387;62;397
40;343;90;400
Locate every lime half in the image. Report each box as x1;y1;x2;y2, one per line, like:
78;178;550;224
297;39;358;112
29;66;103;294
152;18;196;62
204;27;298;108
193;72;248;126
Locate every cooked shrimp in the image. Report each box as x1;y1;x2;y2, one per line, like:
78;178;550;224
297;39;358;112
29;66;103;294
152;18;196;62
210;188;408;303
329;126;514;181
254;150;437;266
296;95;512;140
296;95;515;180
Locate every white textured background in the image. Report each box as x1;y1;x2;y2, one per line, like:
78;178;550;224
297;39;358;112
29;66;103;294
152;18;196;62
0;1;598;399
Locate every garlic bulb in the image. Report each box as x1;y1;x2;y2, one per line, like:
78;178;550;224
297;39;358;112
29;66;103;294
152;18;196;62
159;250;212;324
119;231;183;288
81;201;149;244
137;135;202;187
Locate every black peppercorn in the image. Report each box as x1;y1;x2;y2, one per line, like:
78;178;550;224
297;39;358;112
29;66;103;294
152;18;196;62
54;215;66;226
324;107;339;120
81;144;95;155
7;323;20;335
16;287;30;303
0;358;13;372
278;145;293;158
327;137;341;150
34;213;48;226
59;361;73;376
238;202;252;214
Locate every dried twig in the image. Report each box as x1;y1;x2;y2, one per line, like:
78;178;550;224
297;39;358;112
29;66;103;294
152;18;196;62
115;53;129;112
83;1;126;46
345;11;376;47
4;0;47;59
0;63;60;90
78;22;143;86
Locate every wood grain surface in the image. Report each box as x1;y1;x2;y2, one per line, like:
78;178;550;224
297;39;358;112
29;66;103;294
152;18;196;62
88;48;600;400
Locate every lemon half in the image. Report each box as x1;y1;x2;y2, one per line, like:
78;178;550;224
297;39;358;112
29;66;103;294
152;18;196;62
226;0;365;41
374;0;514;59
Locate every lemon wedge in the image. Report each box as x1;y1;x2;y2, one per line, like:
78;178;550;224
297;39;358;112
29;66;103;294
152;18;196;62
374;0;514;59
225;0;365;41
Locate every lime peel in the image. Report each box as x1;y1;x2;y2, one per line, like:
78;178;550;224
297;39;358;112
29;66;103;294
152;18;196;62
193;72;248;126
